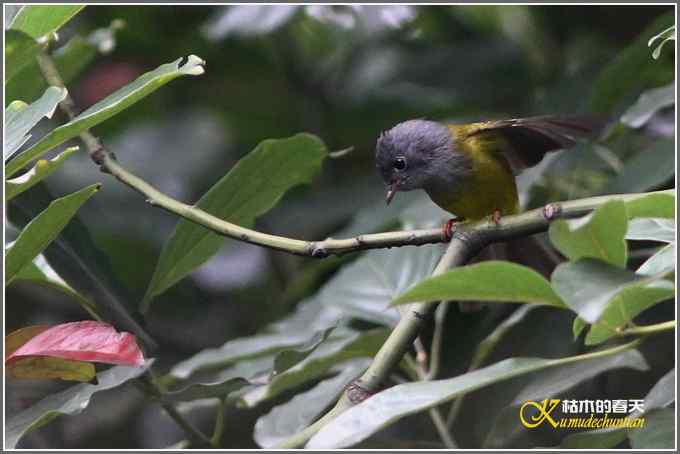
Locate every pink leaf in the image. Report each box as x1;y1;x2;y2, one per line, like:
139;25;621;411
5;321;145;367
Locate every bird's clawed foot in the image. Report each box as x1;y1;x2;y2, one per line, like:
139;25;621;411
443;218;462;241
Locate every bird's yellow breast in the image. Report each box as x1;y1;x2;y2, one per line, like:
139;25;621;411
426;127;519;220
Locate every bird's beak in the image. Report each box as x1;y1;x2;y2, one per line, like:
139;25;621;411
385;183;397;205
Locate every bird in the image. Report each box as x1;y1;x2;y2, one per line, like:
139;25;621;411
375;116;601;238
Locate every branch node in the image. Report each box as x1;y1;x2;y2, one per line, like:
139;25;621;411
345;380;376;404
311;245;329;258
543;203;562;220
91;146;107;166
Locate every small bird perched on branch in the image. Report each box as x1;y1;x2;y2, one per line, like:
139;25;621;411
375;116;602;238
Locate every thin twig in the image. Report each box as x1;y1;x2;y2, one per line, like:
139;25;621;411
618;320;675;337
427;303;449;381
210;398;226;448
403;354;458;448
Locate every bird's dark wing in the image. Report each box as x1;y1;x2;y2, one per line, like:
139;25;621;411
456;115;604;174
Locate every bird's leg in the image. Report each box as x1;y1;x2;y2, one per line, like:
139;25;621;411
442;217;463;241
491;209;502;226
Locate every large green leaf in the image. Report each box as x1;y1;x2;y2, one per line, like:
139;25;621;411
8;181;156;349
6;147;78;201
5;30;40;84
626;217;675;243
317;244;446;326
620;83;675;128
165;377;251;402
254;358;370;448
624;192;675;219
6;361;152;449
239;328;388;408
551;258;652;324
549;200;628;268
393;261;565;308
306;344;637;449
9;5;84;39
629;408;675;449
4;86;68;161
272;326;336;376
170;330;325;380
484;349;648;447
141;133;328;312
637;243;675;275
582;280;674;345
603;139;675;194
7;34;98;104
5;184;100;285
6;55;206;178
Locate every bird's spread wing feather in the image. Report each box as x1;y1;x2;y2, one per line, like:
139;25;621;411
452;115;603;174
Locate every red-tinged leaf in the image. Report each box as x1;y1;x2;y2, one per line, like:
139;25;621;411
8;357;96;382
6;325;50;359
6;321;145;367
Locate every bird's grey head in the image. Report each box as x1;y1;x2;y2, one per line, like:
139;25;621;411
375;119;465;204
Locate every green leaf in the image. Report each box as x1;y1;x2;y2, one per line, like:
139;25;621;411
620;84;675;128
254;358;370;448
6;55;206;178
583;280;674;345
10;250;99;319
4;86;68;161
629;408;675;449
626;217;675;243
484;349;648;448
549;200;628;268
6;147;78;201
165;377;250;402
7;34;98;104
393;261;565;308
603;140;675;194
318;244;446;326
9;5;85;39
5;184;100;285
169;330;325;380
306;345;636;449
648;25;676;59
272;326;336;376
573;316;587;339
624;192;675;219
141;133;328;312
6;360;152;449
8;182;155;349
239;328;388;408
551;258;651;324
637;243;675;276
589;12;674;114
5;30;40;84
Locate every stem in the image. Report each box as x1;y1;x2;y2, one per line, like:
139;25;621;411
619;320;675;336
403;354;458;448
210;398;226;448
447;305;535;429
427;303;449;380
159;400;212;447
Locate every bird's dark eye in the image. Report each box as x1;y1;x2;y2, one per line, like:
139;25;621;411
393;157;407;171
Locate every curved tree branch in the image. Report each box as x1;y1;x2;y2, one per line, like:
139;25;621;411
87;150;675;258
